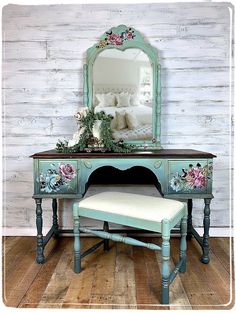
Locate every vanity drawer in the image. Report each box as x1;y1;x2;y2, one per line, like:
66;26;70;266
167;159;212;194
35;160;79;195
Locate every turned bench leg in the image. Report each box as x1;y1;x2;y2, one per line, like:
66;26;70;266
179;214;187;273
73;206;81;273
161;219;170;304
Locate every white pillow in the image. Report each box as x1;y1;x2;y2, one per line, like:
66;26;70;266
130;94;139;106
96;93;116;107
125;112;139;130
115;111;127;130
116;93;131;107
110;116;117;130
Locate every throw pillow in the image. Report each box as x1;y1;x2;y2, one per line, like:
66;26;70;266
125;112;139;130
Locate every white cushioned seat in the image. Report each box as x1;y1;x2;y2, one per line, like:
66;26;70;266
78;191;184;223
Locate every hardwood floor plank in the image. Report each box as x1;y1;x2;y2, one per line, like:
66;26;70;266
171;237;232;309
2;236;19;255
112;243;137;309
3;237;35;280
62;238;103;309
88;241;116;308
210;237;231;273
5;237;69;308
37;238;74;308
205;250;231;305
3;238;39;306
19;237;69;308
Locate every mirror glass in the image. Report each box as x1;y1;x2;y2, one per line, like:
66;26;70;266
92;48;153;141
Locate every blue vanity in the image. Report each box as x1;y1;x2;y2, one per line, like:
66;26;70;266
31;148;216;265
31;25;216;267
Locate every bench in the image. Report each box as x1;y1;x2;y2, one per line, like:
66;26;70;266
73;191;187;304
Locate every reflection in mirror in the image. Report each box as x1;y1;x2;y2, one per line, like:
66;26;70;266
93;48;153;141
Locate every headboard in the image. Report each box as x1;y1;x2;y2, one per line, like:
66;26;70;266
93;84;138;106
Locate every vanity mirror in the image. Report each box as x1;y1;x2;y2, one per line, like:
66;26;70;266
84;25;162;149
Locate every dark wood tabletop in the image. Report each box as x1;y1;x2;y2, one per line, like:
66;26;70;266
31;149;216;159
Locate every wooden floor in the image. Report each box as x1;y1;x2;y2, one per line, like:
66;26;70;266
2;236;234;310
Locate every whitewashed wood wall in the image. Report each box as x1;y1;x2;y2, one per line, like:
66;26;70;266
3;3;233;235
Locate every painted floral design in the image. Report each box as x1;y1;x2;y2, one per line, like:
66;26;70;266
38;163;76;193
96;27;135;48
59;163;76;180
170;163;212;192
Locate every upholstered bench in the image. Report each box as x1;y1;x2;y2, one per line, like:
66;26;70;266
73;191;187;304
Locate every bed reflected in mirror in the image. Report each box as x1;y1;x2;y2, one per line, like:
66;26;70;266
92;48;153;141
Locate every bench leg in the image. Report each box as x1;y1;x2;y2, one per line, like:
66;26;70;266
179;215;187;273
161;219;170;304
73;208;81;273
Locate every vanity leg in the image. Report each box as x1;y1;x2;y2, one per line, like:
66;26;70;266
52;198;59;238
103;221;110;251
35;198;45;264
73;213;81;273
201;198;211;264
187;199;193;240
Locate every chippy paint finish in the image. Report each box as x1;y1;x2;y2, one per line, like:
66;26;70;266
73;196;187;304
83;25;162;148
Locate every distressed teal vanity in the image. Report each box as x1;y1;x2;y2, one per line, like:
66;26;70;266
31;25;216;266
31;148;216;265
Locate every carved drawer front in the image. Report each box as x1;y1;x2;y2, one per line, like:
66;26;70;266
37;160;78;195
168;160;212;194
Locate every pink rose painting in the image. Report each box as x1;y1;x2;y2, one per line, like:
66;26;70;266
107;33;123;46
96;27;135;49
39;162;77;193
59;163;76;180
170;163;211;192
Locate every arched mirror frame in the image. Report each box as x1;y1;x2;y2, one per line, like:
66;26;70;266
83;25;162;149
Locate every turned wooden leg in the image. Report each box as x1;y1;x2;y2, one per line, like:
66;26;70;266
201;198;212;264
161;219;170;304
187;199;193;240
103;221;110;251
179;214;187;273
35;198;45;264
73;205;81;273
52;198;59;238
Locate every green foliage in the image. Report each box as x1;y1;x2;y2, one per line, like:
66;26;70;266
56;108;133;153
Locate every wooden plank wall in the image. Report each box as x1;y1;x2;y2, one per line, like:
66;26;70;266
2;3;233;235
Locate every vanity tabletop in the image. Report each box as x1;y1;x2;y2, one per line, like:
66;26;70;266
31;149;216;159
